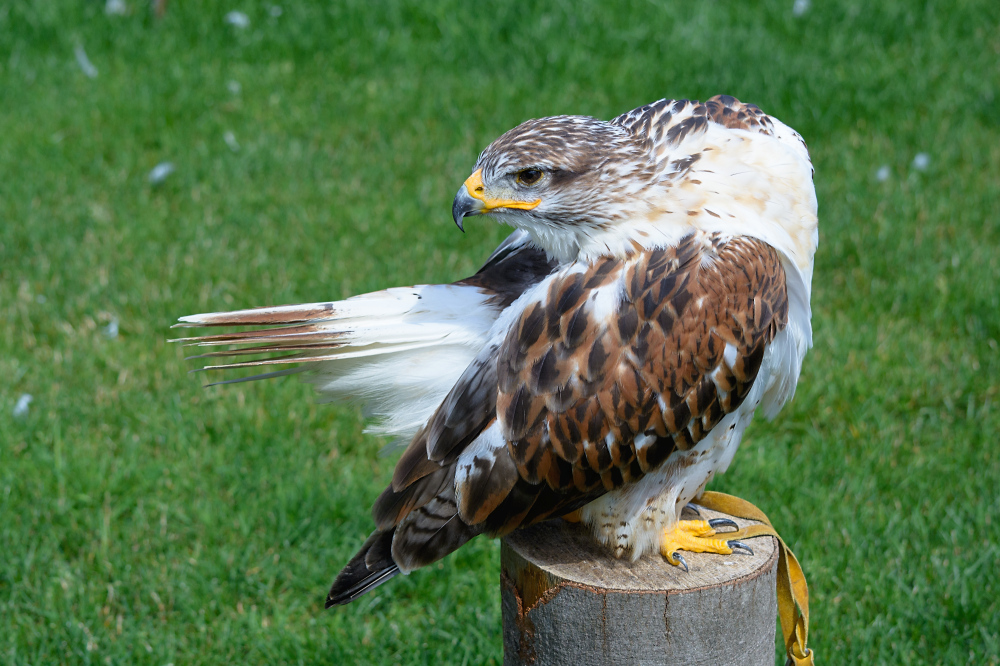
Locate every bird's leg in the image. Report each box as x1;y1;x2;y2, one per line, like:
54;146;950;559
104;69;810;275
659;518;753;572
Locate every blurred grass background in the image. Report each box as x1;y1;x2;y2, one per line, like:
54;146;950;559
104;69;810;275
1;1;999;664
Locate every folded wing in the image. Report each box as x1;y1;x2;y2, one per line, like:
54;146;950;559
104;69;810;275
345;232;789;606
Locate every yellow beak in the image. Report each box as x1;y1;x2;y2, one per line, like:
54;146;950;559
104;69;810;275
452;169;541;230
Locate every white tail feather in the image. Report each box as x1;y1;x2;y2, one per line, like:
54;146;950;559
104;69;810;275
174;284;501;442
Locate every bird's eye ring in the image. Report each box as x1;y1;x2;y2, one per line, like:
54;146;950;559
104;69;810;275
516;169;543;186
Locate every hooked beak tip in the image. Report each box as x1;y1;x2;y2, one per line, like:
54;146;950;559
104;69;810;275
452;182;483;232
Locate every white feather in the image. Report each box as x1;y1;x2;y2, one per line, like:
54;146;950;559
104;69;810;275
310;285;499;441
178;284;502;444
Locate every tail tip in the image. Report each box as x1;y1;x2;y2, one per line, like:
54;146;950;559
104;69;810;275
325;530;400;608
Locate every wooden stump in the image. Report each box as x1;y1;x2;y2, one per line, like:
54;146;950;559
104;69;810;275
501;507;779;666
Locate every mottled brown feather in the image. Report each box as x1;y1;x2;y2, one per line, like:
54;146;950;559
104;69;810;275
611;95;777;143
391;489;478;572
485;233;788;533
375;234;788;557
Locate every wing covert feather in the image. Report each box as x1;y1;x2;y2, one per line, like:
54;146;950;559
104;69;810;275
382;232;788;544
484;232;788;532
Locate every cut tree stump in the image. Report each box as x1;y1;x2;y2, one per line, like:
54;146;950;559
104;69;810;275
501;507;779;666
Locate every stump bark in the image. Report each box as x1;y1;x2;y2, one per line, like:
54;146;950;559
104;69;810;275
501;507;779;666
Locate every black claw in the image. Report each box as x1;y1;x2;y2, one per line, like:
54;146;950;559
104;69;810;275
683;503;702;517
708;517;738;532
728;540;754;556
674;552;689;572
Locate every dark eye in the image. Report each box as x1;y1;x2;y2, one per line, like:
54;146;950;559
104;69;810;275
516;169;543;186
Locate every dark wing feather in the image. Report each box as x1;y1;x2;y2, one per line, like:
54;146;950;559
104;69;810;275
458;229;559;308
326;530;399;607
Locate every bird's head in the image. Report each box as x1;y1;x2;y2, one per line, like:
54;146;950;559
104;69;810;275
452;107;817;276
452;115;652;260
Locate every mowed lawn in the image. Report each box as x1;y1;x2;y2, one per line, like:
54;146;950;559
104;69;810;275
2;1;998;664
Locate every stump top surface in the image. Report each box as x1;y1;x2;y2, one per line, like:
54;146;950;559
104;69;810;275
502;507;777;592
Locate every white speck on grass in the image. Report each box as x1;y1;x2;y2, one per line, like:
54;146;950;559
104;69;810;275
105;0;127;15
13;394;32;418
792;0;810;16
269;5;283;17
223;131;240;152
913;152;930;170
74;45;98;79
225;11;250;28
148;162;175;184
103;318;119;339
876;165;890;182
36;294;47;304
226;79;241;95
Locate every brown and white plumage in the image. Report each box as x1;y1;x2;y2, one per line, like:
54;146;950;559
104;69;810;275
174;95;817;606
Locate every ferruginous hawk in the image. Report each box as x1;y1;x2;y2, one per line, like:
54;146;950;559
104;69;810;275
175;95;817;607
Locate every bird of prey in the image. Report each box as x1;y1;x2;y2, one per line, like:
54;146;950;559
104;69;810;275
175;95;817;607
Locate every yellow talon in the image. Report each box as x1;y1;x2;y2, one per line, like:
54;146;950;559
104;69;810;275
660;519;736;567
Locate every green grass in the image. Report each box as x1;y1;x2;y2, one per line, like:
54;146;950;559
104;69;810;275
2;0;999;663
